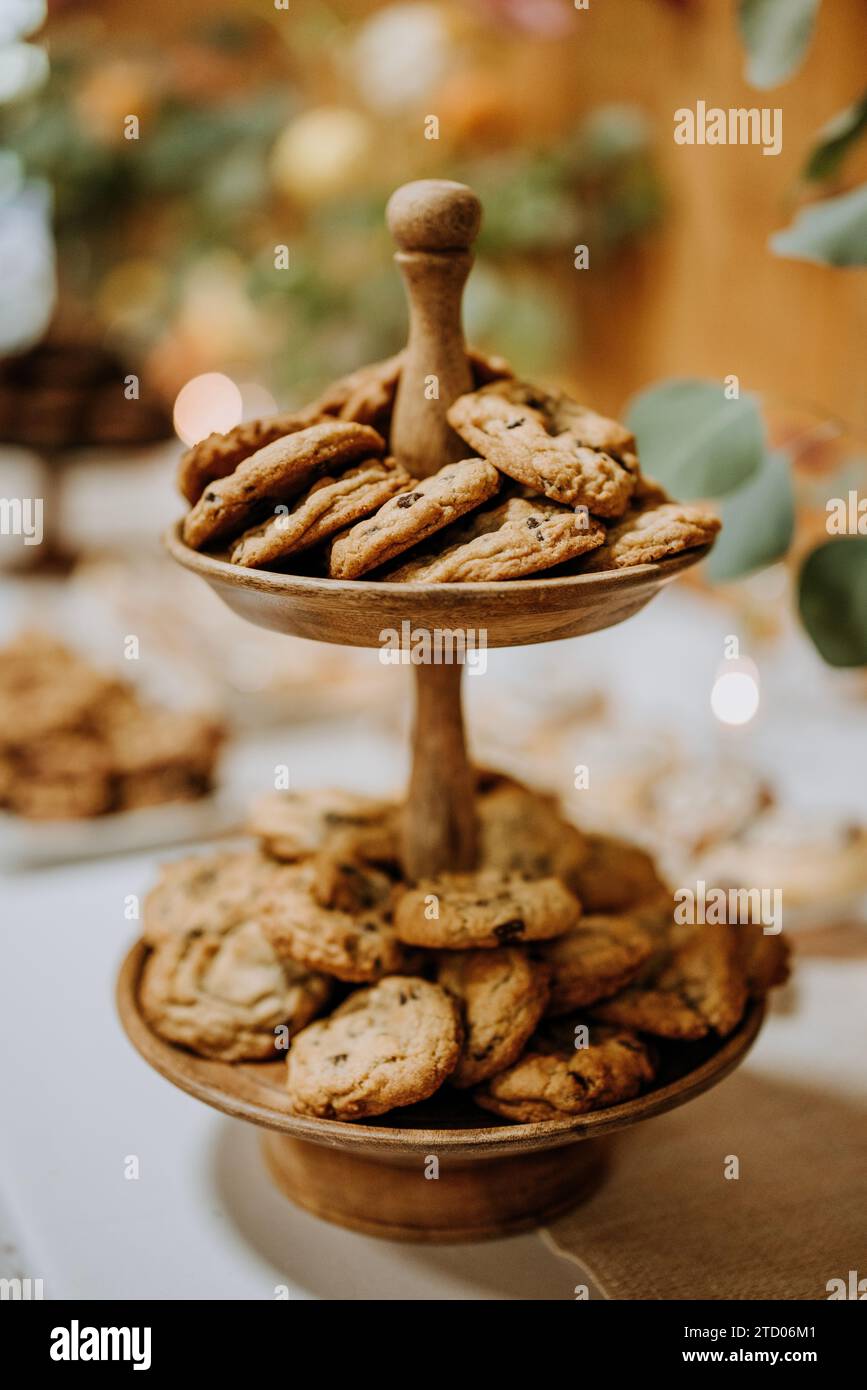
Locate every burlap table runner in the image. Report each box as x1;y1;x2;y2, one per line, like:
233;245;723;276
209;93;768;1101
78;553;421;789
544;948;867;1300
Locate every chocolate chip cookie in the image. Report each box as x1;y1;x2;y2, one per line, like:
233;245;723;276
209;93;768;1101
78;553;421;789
592;921;748;1040
736;922;790;996
104;706;224;786
0;644;121;744
177;409;327;506
248;788;399;865
8;772;112;820
140;920;331;1062
259;857;411;983
230;457;412;568
177;348;510;507
437;947;551;1087
393;869;580;949
182;420;385;550
308;346;513;430
385;494;606;582
479;782;589;883
306;353;403;428
447;379;637;517
286;975;462;1119
540;911;657;1015
568;832;668;912
583;501;721;570
327;458;500;579
473;1020;655;1123
142;849;277;946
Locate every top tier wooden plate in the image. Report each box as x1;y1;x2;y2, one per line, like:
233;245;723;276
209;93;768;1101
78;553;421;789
165;523;711;650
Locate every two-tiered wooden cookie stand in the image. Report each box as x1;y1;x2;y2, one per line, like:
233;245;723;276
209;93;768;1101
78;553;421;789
118;180;763;1243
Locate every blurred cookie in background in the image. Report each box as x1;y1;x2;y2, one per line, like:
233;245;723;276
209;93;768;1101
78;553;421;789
0;630;224;822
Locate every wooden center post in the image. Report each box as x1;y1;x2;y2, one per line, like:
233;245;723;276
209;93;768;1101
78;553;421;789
387;179;483;879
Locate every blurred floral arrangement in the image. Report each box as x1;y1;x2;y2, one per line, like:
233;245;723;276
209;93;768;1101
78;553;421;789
0;2;661;402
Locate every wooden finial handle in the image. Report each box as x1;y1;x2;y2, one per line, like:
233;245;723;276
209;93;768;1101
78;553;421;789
387;180;481;478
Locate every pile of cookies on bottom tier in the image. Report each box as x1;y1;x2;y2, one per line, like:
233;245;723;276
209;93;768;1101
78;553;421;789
138;773;789;1123
178;351;721;582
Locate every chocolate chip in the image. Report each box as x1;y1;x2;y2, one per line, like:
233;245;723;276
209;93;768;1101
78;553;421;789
204;491;216;501
396;492;423;509
506;417;525;429
329;1054;348;1065
526;517;540;528
494;919;525;942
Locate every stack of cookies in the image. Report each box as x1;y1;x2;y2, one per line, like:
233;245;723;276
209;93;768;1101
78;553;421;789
0;632;224;820
179;354;720;582
139;774;789;1123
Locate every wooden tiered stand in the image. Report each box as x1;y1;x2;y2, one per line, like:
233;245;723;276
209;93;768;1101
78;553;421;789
118;181;763;1242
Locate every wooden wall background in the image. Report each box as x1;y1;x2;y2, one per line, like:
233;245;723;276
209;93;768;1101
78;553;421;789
83;0;867;430
558;0;867;431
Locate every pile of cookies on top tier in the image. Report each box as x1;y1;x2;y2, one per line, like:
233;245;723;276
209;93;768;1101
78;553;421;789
139;774;788;1123
179;352;720;581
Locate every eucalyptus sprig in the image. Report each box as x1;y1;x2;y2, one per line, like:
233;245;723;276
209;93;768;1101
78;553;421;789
627;379;866;668
736;0;867;266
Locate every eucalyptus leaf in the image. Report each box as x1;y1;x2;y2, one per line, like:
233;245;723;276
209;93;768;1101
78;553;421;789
798;537;867;667
626;380;764;500
706;451;794;582
770;184;867;266
804;93;867;182
738;0;820;89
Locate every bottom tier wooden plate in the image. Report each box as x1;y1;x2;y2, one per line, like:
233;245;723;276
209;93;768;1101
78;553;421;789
117;941;765;1243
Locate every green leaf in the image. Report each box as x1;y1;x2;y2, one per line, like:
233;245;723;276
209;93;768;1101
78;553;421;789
570;104;652;169
626;380;765;500
738;0;820;89
770;184;867;266
798;538;867;667
705;451;795;582
804;93;867;182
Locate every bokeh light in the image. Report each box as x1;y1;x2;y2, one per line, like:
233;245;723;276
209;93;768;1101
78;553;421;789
0;41;48;103
711;668;760;726
0;1;46;45
270;108;372;203
173;373;242;447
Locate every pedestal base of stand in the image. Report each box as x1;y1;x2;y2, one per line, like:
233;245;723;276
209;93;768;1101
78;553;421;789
260;1132;609;1243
